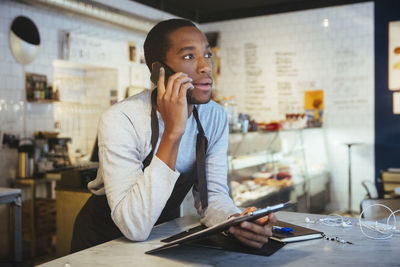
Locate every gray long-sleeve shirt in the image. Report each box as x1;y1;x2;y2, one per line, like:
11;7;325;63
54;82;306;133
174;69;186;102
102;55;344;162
88;89;240;241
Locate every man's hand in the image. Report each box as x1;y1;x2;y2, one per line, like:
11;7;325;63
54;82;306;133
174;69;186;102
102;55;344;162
228;207;277;248
157;67;193;138
155;67;194;170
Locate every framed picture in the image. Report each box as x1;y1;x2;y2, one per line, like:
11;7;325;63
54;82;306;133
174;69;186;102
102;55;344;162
128;41;137;62
389;21;400;90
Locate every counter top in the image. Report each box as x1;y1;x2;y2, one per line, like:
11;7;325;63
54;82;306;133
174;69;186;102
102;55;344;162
39;211;398;266
0;187;21;197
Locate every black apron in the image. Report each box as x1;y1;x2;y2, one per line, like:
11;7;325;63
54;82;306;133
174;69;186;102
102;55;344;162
71;90;208;253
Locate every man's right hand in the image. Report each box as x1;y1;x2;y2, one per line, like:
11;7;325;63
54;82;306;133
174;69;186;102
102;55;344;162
155;67;194;170
157;67;193;139
228;207;277;248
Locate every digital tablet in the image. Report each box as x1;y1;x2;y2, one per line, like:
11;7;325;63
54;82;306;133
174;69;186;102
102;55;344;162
146;202;293;254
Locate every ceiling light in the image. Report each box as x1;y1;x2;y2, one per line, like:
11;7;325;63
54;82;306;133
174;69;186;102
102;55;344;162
18;0;155;33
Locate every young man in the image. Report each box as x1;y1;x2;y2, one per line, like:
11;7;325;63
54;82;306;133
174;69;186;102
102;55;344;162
71;19;276;253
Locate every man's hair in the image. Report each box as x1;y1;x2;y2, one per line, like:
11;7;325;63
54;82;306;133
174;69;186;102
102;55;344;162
144;19;197;71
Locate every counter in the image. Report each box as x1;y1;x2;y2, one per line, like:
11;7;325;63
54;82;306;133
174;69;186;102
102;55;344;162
38;211;398;266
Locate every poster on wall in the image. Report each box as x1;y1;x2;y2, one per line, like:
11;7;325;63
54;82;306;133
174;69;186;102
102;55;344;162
389;21;400;90
304;90;324;127
394;92;400;114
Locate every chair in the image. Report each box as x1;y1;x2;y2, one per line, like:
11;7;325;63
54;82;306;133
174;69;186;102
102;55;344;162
376;170;400;198
361;180;378;199
360;198;400;220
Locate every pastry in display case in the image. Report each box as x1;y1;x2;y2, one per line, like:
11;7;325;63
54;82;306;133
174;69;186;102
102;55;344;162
228;128;330;212
231;169;294;207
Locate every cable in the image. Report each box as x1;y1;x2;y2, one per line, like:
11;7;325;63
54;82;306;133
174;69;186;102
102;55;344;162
305;213;352;227
358;203;398;240
304;205;399;243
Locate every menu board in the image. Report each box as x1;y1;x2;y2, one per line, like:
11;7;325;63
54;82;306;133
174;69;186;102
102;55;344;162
244;42;270;120
68;32;124;65
275;52;303;116
205;3;374;126
389;21;400;90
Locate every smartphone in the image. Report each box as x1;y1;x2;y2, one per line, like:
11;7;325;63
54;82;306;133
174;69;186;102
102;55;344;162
150;61;176;87
150;61;194;103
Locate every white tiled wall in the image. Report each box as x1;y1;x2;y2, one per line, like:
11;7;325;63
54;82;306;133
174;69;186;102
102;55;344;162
1;1;148;136
201;2;375;212
0;0;173;165
0;0;174;258
53;65;118;160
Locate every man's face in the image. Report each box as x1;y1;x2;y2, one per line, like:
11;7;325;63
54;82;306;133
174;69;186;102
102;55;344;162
164;26;213;104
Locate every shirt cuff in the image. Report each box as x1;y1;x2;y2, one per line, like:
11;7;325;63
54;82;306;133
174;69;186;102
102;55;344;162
149;155;181;179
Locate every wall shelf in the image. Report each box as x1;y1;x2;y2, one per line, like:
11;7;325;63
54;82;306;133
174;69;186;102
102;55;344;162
27;99;59;103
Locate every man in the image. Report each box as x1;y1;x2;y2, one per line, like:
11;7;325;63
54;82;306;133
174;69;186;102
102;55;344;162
71;19;276;253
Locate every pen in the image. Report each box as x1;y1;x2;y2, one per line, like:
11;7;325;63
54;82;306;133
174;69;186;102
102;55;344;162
273;226;294;233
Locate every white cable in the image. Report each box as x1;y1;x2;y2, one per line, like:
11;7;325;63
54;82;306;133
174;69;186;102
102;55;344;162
388;209;400;233
359;203;398;240
305;214;352;227
320;213;345;227
304;205;399;242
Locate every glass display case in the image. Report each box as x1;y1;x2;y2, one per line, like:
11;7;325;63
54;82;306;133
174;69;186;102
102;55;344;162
228;128;330;212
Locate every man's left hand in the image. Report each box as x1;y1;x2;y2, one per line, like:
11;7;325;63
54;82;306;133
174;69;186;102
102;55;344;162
228;207;277;248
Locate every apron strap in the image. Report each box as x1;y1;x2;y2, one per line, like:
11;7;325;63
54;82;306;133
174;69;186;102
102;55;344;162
142;89;159;169
192;106;209;209
143;90;209;209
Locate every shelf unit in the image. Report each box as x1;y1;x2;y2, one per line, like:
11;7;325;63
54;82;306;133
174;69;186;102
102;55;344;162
11;178;55;260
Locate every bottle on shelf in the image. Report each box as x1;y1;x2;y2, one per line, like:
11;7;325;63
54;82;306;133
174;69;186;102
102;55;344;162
221;96;240;132
40;82;45;100
33;82;41;100
54;87;60;101
46;84;53;100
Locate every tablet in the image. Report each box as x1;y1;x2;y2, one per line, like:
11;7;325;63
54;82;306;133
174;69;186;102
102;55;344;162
146;201;293;254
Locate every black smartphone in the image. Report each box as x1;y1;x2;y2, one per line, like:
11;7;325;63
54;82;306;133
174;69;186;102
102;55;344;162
150;61;176;87
150;61;194;103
